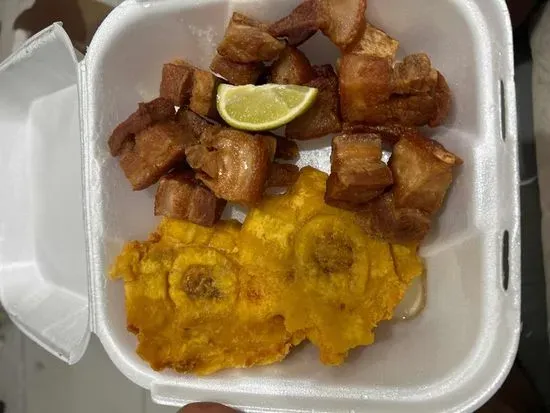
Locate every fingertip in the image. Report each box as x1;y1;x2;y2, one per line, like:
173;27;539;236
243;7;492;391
178;402;238;413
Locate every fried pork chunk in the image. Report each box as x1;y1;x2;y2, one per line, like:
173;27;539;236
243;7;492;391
339;55;392;124
430;71;452;127
346;22;399;59
108;98;175;156
189;69;220;119
266;163;300;188
342;123;418;145
186;128;272;206
119;121;196;190
270;133;299;160
159;60;194;106
270;47;314;85
390;132;462;215
160;60;221;118
387;94;437;126
392;53;438;95
185;145;219;179
268;0;320;46
261;134;278;161
325;134;392;208
210;53;264;85
355;192;432;244
340;54;450;126
175;109;215;141
268;0;366;49
218;13;285;63
286;65;342;140
154;170;226;226
320;0;366;48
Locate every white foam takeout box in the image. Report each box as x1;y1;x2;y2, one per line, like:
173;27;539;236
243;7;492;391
0;0;521;411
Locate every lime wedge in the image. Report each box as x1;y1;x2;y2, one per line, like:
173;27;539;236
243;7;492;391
217;84;318;131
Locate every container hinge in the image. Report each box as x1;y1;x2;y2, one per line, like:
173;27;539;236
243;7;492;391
77;59;97;333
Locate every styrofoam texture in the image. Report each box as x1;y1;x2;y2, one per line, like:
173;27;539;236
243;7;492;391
76;0;521;411
0;25;90;364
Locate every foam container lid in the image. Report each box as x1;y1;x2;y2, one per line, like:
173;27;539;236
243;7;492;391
0;0;521;411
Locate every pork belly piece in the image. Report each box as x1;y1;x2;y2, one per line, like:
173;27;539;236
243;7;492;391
160;59;221;119
259;134;278;161
266;163;300;188
343;95;437;126
325;134;393;208
355;192;432;244
159;60;195;106
345;22;399;59
271;133;299;160
185;145;219;178
119;121;196;190
319;0;367;48
326;181;385;211
185;131;275;179
339;54;392;124
154;170;226;226
186;128;271;206
340;54;449;126
175;109;216;141
218;12;285;63
429;71;452;127
387;94;437;126
268;0;366;49
189;69;221;119
231;12;267;28
286;65;341;140
268;0;321;46
392;53;438;95
108;98;175;156
270;47;314;85
312;64;336;79
390;132;462;215
342;123;418;145
210;53;264;85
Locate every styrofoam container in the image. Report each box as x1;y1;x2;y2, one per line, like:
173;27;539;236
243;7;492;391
0;0;520;411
